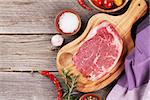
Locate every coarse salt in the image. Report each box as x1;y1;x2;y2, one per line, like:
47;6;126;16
58;12;79;33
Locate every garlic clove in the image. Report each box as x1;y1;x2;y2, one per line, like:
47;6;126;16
51;35;64;47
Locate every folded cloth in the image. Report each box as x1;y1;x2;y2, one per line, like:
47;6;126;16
106;24;150;100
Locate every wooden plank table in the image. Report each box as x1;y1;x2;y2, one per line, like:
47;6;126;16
0;0;148;99
0;0;114;99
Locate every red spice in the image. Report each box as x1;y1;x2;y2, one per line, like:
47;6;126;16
40;71;62;100
79;94;102;100
92;0;102;7
78;0;93;10
103;0;113;9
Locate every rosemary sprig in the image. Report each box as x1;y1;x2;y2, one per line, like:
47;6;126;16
61;69;79;100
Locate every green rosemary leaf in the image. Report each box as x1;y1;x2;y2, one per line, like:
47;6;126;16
61;68;79;100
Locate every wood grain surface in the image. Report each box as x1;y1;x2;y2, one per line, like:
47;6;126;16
0;0;97;34
0;35;79;71
0;0;112;99
0;72;114;100
0;0;98;71
0;72;58;100
0;35;58;71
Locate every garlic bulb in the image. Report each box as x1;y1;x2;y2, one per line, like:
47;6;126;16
51;35;64;47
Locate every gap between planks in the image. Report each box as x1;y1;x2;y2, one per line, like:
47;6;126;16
0;34;78;72
0;0;98;34
0;72;60;100
0;71;113;100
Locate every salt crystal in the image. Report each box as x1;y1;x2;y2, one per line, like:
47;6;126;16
58;12;79;33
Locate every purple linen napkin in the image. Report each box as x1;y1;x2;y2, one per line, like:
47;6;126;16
106;24;150;100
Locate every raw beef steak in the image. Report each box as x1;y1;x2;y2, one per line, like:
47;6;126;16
73;21;123;81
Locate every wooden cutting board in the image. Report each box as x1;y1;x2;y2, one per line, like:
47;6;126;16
56;0;147;92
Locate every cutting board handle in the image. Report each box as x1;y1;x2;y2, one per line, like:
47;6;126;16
117;0;147;33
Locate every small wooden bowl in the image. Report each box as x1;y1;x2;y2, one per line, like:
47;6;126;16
55;10;81;36
79;94;102;100
88;0;129;13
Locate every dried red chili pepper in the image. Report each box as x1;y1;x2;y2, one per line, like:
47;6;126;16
40;71;62;100
78;0;93;10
